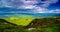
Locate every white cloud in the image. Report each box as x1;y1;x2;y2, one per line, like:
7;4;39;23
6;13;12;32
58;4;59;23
49;9;60;13
0;0;59;13
18;5;36;9
39;0;58;7
21;0;39;5
0;0;58;8
36;9;60;13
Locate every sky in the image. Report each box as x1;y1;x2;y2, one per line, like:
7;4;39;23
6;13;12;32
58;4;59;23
0;0;60;13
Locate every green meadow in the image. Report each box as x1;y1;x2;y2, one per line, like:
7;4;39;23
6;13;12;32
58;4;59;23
5;14;35;26
0;16;60;32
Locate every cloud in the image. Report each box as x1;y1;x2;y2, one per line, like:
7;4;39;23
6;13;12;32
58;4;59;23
21;0;39;5
0;0;59;13
48;9;60;13
0;0;23;8
0;0;39;8
36;9;60;13
0;0;58;8
38;0;58;7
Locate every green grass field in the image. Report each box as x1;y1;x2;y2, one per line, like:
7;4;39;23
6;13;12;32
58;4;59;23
5;14;35;26
0;16;60;32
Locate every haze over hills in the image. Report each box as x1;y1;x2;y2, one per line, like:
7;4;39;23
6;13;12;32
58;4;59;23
0;7;60;18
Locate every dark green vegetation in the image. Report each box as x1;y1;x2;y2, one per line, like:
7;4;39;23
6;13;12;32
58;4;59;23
0;16;60;32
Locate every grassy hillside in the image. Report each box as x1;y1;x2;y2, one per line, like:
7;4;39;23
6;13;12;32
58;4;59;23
0;16;60;32
4;14;35;26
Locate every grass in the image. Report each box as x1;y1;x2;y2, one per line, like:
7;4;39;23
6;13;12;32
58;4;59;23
0;16;60;32
4;14;35;26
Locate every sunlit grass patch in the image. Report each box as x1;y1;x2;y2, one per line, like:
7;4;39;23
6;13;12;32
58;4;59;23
5;15;35;26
